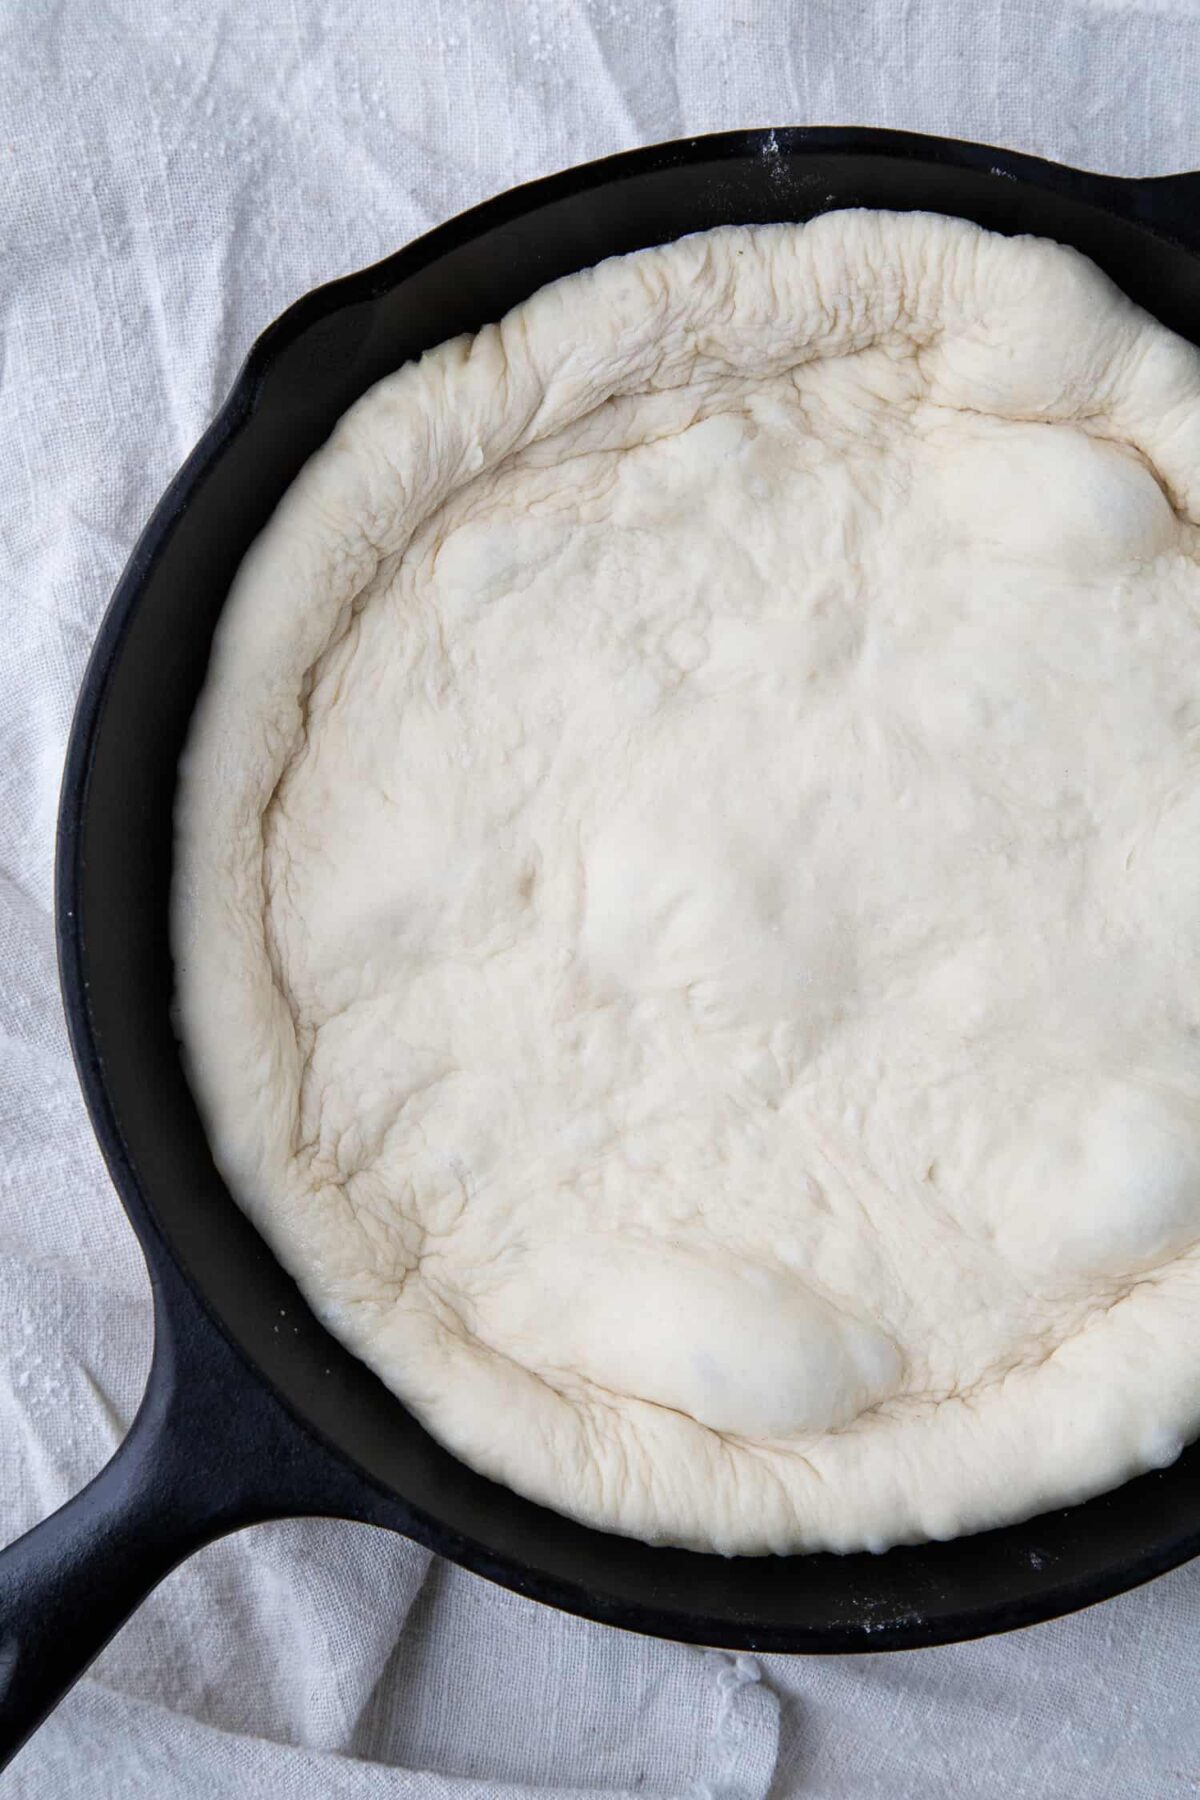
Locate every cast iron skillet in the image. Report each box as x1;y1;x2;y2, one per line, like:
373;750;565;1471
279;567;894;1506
3;125;1200;1770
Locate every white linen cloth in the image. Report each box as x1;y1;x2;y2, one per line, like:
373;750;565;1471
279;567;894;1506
4;1;1200;1793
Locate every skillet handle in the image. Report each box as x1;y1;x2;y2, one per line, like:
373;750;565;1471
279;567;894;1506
0;1342;223;1766
0;1256;370;1772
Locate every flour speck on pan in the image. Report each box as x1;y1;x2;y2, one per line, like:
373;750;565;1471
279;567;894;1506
173;211;1200;1555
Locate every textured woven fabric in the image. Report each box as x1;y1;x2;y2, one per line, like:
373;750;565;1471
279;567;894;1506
3;1;1200;1793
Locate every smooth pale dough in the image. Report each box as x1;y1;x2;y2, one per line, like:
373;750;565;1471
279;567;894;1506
174;211;1200;1555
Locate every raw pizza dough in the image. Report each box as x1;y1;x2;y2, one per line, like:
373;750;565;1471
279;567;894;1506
174;211;1200;1555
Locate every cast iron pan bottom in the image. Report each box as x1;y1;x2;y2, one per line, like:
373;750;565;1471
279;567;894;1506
2;125;1200;1771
